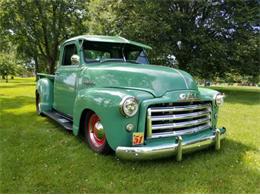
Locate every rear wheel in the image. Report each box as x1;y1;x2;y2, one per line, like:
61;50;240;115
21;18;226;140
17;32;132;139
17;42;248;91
84;112;111;154
36;92;43;116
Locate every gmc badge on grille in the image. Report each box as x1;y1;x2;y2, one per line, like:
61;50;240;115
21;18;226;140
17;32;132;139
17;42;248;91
179;92;198;101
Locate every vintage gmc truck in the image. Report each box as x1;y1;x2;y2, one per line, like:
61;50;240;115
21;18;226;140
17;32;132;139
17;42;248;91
36;35;226;161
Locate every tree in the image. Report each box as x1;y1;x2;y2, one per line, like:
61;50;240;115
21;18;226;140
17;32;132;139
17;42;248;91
86;0;117;35
88;0;259;82
0;0;258;82
0;0;88;74
0;53;18;82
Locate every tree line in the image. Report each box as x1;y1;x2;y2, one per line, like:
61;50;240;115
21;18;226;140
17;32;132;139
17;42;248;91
0;0;259;84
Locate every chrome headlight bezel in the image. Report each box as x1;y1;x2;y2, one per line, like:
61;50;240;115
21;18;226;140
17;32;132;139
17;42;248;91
215;93;225;106
120;96;139;117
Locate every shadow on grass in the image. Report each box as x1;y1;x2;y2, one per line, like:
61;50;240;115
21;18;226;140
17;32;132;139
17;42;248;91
0;83;35;88
0;78;35;83
0;96;35;110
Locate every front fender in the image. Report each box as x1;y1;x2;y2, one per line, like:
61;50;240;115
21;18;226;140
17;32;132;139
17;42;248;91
36;78;54;112
198;87;219;106
72;88;153;150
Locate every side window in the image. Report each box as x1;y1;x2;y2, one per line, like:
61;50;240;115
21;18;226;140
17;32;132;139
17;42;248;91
62;44;78;66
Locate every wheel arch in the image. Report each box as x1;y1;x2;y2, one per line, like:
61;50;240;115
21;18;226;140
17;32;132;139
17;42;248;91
78;108;94;137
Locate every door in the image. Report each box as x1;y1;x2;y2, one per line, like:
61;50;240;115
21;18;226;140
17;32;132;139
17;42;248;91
53;42;80;116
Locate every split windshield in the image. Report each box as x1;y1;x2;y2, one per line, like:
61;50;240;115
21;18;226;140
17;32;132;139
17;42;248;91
82;41;149;64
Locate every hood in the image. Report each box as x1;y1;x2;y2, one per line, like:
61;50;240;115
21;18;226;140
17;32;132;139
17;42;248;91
87;63;198;97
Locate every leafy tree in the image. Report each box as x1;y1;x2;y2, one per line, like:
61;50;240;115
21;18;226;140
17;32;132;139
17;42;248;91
0;0;88;74
0;0;258;84
88;0;259;82
86;0;117;35
0;53;18;82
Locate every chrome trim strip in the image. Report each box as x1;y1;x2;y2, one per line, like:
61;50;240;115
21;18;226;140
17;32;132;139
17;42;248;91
116;128;226;160
150;103;211;113
174;69;189;89
146;108;152;138
151;110;211;121
152;116;210;130
150;124;211;138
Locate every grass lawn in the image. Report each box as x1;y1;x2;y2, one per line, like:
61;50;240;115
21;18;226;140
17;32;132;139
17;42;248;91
0;78;259;193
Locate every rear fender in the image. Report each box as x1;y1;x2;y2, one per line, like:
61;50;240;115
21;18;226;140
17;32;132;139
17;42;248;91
36;78;54;112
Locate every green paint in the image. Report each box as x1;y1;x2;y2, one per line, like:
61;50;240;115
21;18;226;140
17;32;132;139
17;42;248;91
36;35;226;155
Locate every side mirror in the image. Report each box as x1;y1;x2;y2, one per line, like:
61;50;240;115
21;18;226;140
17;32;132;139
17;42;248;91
71;54;80;65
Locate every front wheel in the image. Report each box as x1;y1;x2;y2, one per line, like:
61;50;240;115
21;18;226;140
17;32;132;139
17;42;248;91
84;112;111;154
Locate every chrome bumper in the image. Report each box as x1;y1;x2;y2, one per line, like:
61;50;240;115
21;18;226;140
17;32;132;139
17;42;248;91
116;128;226;161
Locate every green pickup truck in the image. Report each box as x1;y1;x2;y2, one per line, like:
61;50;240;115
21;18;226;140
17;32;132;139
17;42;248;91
36;35;226;160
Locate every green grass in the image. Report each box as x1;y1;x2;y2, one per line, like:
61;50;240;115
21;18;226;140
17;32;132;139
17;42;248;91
0;78;260;193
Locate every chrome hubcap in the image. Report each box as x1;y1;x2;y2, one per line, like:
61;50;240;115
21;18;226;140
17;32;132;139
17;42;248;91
94;121;105;140
88;114;106;147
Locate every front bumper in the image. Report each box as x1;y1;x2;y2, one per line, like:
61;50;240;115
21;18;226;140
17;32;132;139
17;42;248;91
116;128;226;161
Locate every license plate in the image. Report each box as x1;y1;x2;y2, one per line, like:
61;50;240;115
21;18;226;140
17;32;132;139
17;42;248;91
132;132;144;145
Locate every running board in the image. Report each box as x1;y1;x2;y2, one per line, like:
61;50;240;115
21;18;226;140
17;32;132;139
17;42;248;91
43;110;73;131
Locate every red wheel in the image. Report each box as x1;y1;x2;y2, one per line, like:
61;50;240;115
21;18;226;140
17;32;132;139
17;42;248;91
84;112;111;154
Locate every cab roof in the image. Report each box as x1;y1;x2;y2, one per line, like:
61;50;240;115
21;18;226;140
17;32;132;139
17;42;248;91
64;35;152;49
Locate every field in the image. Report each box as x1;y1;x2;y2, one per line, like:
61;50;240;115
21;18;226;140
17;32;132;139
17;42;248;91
0;78;259;193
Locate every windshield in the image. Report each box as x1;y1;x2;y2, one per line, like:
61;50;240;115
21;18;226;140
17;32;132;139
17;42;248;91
82;41;149;64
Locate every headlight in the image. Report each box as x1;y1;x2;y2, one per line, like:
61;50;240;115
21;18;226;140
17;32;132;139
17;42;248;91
215;93;225;106
120;96;138;117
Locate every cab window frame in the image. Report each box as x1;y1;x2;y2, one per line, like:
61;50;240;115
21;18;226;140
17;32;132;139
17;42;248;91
61;42;79;66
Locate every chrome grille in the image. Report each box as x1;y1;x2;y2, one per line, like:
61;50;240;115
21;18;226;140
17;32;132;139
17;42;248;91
146;102;212;138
